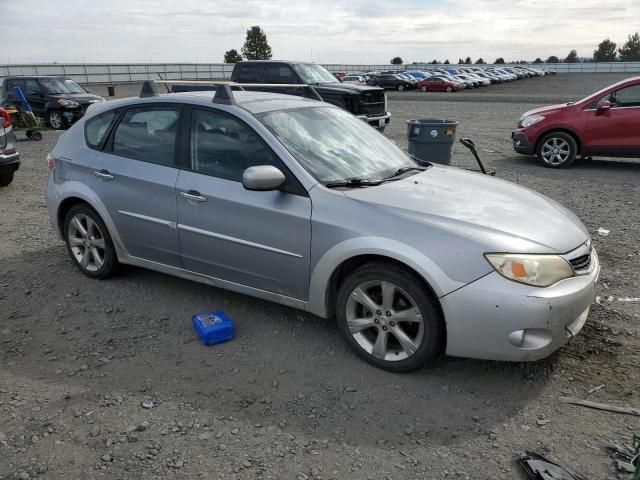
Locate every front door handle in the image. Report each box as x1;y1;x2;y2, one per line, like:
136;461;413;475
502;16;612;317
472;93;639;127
94;169;114;180
179;190;207;203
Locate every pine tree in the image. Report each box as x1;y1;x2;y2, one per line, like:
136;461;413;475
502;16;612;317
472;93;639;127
241;26;272;60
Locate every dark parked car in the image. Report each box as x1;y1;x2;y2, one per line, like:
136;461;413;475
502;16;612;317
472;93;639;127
512;76;640;168
0;107;19;186
231;61;390;130
0;76;105;129
371;74;415;91
417;77;461;92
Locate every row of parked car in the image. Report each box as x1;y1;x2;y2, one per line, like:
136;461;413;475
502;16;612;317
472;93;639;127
339;66;556;92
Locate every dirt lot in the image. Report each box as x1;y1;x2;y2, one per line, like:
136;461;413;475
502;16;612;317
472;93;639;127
1;74;639;480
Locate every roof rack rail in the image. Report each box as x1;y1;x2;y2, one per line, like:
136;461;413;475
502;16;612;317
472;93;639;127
138;80;323;104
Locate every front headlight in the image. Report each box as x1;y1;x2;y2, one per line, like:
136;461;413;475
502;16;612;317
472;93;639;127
484;253;574;287
521;114;545;128
57;99;79;108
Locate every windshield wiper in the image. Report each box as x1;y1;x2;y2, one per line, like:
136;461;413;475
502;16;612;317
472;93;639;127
379;166;427;182
324;177;383;188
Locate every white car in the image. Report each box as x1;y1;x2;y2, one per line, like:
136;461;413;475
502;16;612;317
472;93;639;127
342;75;366;85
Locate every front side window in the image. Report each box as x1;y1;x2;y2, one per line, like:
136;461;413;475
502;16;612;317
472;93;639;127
265;65;298;84
25;79;41;94
260;106;416;183
112;107;180;166
190;108;279;182
610;84;640;107
85;110;117;150
38;78;85;94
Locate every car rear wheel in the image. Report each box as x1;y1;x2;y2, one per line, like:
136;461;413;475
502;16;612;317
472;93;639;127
336;262;443;372
63;204;118;279
446;86;453;92
537;132;577;168
0;172;14;187
421;85;428;92
398;84;405;91
48;110;64;130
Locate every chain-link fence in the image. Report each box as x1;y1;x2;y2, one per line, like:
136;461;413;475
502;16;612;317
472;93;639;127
1;62;639;84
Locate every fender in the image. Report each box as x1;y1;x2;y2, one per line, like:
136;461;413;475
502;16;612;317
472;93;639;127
54;181;129;260
305;236;468;318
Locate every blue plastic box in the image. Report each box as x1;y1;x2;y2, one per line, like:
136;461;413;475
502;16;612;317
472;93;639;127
192;310;235;346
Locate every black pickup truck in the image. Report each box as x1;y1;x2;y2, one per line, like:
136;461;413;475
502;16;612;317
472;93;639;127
230;61;390;131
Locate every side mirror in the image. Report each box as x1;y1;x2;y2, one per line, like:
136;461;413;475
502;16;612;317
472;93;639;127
596;100;611;112
242;165;285;191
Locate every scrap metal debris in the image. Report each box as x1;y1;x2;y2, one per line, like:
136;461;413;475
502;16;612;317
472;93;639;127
559;397;640;417
596;227;610;236
520;452;585;480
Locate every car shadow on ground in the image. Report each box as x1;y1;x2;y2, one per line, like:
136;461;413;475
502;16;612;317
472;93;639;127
2;246;563;449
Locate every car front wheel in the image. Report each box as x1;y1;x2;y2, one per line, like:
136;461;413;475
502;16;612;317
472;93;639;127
536;132;577;168
0;172;14;187
336;262;443;372
421;85;428;92
446;86;453;92
64;204;118;279
48;110;65;130
398;84;405;91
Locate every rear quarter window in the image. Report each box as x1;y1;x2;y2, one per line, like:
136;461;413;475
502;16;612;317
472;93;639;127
85;110;117;150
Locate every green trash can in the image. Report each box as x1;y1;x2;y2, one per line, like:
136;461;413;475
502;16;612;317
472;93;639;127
407;119;458;165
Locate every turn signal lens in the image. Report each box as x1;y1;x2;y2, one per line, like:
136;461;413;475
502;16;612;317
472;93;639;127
484;253;574;287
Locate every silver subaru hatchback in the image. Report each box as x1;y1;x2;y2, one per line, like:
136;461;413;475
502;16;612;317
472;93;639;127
46;85;599;371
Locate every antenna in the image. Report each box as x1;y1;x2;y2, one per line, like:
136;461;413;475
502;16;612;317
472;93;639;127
140;80;159;98
213;85;236;105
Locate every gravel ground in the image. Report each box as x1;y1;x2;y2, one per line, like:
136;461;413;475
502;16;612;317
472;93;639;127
1;74;639;480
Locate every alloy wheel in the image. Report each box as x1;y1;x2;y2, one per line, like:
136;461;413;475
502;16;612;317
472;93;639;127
67;213;106;272
49;111;63;129
345;280;425;362
541;137;571;166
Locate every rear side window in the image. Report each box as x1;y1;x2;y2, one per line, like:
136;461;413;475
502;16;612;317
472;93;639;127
189;108;279;182
85;111;117;150
112;107;180;167
234;64;263;83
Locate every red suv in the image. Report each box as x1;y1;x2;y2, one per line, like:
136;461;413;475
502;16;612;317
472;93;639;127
512;76;640;167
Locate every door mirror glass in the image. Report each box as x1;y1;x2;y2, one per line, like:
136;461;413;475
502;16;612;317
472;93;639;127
596;100;611;112
242;165;285;191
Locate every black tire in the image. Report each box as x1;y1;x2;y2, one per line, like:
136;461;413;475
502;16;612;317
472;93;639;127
0;172;14;187
63;204;118;279
398;84;405;91
336;262;444;372
47;110;65;130
536;132;578;168
446;86;453;92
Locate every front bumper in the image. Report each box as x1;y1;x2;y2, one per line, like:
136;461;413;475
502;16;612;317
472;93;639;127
441;248;599;362
0;151;20;173
511;130;535;155
358;112;391;130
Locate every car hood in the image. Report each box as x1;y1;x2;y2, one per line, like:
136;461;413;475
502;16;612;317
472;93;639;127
343;165;588;253
51;93;105;105
520;103;570;119
314;83;384;94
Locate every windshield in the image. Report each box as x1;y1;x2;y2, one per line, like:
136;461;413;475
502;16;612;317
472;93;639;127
292;64;339;84
39;78;85;94
260;106;417;183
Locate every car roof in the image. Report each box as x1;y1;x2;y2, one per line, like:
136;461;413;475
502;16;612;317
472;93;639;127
88;90;324;116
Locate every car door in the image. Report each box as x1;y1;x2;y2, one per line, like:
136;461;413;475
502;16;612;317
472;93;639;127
25;79;47;116
175;107;311;300
91;104;183;267
586;83;640;155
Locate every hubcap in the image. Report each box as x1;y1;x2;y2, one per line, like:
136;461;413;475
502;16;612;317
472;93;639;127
346;280;424;362
49;112;63;129
67;214;106;272
541;138;570;165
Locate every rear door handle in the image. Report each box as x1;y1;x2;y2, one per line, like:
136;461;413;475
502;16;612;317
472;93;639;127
94;169;114;180
179;190;207;203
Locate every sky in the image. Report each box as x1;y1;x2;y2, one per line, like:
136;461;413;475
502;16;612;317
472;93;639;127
2;0;639;64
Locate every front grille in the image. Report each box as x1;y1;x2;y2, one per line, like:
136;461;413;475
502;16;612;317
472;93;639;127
361;91;385;116
569;253;591;272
